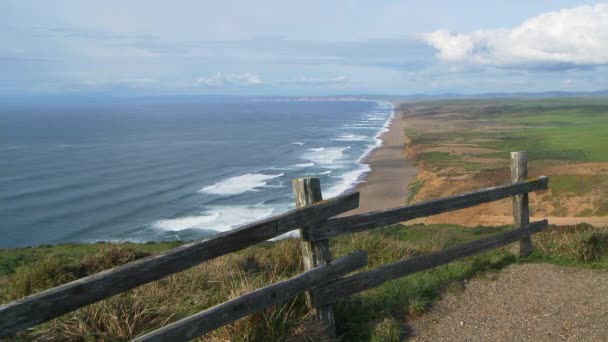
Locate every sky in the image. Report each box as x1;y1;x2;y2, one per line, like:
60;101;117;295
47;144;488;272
1;1;608;96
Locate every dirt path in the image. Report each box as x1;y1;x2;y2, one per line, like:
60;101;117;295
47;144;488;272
409;263;608;341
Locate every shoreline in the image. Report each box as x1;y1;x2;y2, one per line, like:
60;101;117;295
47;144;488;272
349;104;418;215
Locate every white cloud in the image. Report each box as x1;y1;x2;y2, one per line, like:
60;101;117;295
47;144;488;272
196;72;262;86
423;4;608;69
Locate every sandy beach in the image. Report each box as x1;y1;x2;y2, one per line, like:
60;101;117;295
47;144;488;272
350;104;418;215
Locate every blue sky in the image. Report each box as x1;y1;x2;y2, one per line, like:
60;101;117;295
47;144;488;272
2;1;608;96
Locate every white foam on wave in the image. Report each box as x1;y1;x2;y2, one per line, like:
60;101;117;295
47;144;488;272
198;173;284;195
153;212;220;231
324;164;371;199
154;205;275;232
292;142;305;146
300;146;350;167
290;163;315;168
333;134;368;142
0;145;24;151
324;101;395;197
342;123;377;129
356;103;395;163
160;102;396;236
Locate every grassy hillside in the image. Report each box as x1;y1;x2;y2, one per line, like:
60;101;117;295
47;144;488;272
403;98;608;221
2;223;607;341
410;98;608;163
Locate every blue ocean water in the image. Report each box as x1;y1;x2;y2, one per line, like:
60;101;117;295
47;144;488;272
0;97;393;248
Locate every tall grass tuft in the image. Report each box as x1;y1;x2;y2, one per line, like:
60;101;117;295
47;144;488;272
372;317;406;342
6;255;75;301
334;232;418;268
79;246;148;275
533;223;608;262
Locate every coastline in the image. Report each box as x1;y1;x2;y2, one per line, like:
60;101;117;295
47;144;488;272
350;103;418;215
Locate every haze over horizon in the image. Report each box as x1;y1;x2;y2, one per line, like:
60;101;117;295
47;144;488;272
2;1;608;97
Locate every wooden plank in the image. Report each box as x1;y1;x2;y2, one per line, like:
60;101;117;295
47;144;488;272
310;220;548;307
132;251;368;342
0;192;359;336
292;178;336;337
512;151;533;257
305;177;548;241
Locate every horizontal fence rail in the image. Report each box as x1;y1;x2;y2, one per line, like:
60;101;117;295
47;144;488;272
0;192;360;336
304;176;548;241
310;219;548;307
133;251;368;342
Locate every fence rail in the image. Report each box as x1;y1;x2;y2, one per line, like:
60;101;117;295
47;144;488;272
304;176;548;241
0;192;359;335
310;219;548;307
133;251;367;342
0;151;549;341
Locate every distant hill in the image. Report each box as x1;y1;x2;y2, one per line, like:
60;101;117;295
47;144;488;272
363;89;608;103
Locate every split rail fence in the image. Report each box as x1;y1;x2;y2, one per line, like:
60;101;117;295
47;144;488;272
0;151;549;341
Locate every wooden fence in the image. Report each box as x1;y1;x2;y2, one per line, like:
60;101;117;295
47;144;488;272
0;151;549;340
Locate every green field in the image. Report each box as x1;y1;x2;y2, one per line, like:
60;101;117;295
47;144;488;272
405;98;608;217
412;98;608;163
485;99;608;162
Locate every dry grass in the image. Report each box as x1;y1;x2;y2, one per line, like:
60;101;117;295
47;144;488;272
372;317;406;342
533;223;608;262
333;232;418;269
2;241;313;341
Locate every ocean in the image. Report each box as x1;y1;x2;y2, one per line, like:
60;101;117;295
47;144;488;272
0;97;394;248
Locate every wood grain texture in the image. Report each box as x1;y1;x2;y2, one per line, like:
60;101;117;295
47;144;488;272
310;220;548;307
305;177;548;241
292;178;336;337
132;251;368;342
511;151;533;257
0;192;359;336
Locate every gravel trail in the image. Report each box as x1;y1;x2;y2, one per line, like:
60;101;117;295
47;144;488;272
409;263;608;341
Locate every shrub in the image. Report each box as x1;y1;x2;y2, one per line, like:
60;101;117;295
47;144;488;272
79;246;149;275
372;317;405;342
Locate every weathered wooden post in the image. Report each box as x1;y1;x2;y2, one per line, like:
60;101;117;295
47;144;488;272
511;151;533;256
292;177;336;337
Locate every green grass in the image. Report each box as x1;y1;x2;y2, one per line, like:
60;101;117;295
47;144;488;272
427;97;608;108
416;151;482;171
372;223;511;246
2;222;607;341
485;102;608;162
406;180;425;204
0;241;183;277
418;151;461;164
550;175;608;195
598;200;608;216
409;98;608;165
